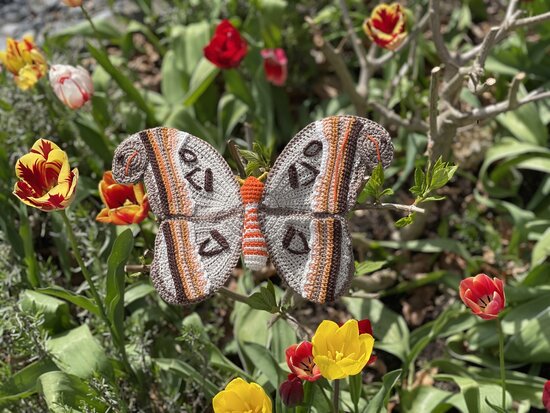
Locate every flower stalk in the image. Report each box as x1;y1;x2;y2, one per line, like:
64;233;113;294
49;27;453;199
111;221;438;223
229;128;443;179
332;379;340;413
497;318;506;410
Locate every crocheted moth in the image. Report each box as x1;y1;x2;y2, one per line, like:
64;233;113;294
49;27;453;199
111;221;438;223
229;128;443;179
112;116;393;305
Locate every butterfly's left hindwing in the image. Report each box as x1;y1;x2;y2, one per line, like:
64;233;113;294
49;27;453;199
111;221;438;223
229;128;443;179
259;116;393;303
112;127;243;305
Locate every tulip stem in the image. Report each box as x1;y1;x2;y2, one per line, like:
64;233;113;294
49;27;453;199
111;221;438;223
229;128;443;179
80;5;101;38
332;379;340;413
497;318;506;410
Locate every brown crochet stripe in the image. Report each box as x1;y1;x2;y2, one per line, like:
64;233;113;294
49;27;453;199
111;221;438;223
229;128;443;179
140;129;192;216
164;219;205;300
304;218;341;302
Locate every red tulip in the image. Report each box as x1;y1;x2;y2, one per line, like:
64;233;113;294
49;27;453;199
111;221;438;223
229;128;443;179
543;380;550;412
279;373;303;408
285;341;322;382
261;48;287;86
363;3;407;50
96;171;150;225
459;274;505;320
203;20;248;69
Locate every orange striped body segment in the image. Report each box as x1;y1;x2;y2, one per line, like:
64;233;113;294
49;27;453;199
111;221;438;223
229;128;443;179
240;176;268;271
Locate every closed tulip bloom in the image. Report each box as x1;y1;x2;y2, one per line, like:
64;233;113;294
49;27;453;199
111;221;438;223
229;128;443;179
49;64;94;110
62;0;83;6
13;139;78;211
203;20;248;69
543;380;550;412
0;36;47;90
96;171;149;225
285;341;322;382
312;319;374;380
261;48;288;86
363;3;407;50
213;378;272;413
459;273;506;320
279;374;304;408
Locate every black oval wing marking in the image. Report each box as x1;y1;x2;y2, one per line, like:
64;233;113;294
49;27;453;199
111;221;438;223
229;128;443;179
303;140;322;157
198;230;230;257
282;226;310;255
180;148;198;163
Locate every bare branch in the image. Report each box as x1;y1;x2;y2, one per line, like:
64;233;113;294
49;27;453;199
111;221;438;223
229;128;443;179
429;0;455;65
474;77;496;95
306;16;367;116
473;27;498;69
355;202;426;214
337;0;370;97
428;66;442;154
369;101;429;132
508;71;525;108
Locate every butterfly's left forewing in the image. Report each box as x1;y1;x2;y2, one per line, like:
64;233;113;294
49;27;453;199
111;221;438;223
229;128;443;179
259;116;393;303
112;127;243;305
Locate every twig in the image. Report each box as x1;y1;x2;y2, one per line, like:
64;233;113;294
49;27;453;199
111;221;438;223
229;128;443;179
473;77;496;95
429;0;455;65
125;264;150;273
427;66;442;159
355;202;426;214
337;0;369;97
473;27;498;69
218;286;250;304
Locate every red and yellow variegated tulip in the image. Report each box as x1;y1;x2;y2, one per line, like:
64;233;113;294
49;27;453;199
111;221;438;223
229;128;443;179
0;36;47;90
285;341;322;382
62;0;83;6
96;171;150;225
13;139;78;211
363;3;407;51
49;64;94;110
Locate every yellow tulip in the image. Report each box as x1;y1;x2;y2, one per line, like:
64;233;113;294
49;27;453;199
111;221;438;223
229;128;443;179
213;378;272;413
312;319;374;380
0;36;47;90
13;139;79;212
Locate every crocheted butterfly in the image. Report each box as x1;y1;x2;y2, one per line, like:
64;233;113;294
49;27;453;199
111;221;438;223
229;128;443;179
112;116;393;305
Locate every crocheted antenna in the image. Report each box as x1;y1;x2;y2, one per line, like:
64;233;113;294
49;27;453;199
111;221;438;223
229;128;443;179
112;127;243;305
259;116;393;303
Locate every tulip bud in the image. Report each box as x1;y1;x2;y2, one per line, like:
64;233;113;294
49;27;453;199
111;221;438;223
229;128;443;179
279;374;304;408
62;0;83;7
49;64;94;110
543;380;550;412
261;48;288;86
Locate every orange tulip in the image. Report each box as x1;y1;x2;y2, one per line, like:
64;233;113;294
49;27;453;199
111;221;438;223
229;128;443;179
62;0;83;6
363;3;407;51
13;139;78;211
0;36;47;90
96;171;149;225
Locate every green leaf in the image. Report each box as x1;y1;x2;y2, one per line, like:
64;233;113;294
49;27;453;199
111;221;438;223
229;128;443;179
395;214;415;228
183;58;219;107
0;359;58;405
218;94;249;142
18;290;73;334
247;280;278;313
354;260;387;276
361;164;385;201
105;229;134;350
485;398;507;413
349;373;363;410
364;369;402;413
46;325;111;379
532;227;550;267
87;43;157;126
154;358;218;398
161;50;187;104
37;286;100;316
241;342;286;389
124;282;155;306
38;371;107;413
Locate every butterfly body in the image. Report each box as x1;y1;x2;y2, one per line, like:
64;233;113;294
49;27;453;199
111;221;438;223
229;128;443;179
240;176;269;271
112;116;393;305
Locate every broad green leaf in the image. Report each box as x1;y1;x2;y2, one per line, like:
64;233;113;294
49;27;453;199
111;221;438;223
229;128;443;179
124;282;155;306
242;342;286;389
18;290;73;333
171;22;211;77
38;371;107;413
161;50;187;104
345;298;410;361
0;359;58;405
247;280;278;313
183;58;219;107
400;386;456;413
354;260;387;276
270;318;297;364
218;94;249;142
105;229;134;351
37;286;100;316
532;227;550;267
46;325;111;379
154;358;218;398
364;369;402;413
